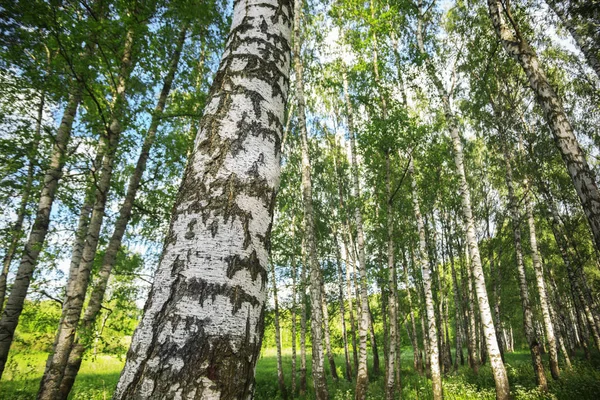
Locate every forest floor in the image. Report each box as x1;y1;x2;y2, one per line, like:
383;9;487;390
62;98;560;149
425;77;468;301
0;348;599;399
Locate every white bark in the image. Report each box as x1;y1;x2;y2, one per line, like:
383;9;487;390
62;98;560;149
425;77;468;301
409;159;442;400
112;0;292;397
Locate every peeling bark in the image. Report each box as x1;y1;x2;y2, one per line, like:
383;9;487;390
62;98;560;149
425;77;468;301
111;0;293;397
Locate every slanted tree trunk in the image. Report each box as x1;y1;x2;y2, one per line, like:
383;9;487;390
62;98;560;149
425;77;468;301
546;268;573;368
545;0;600;79
409;159;442;400
111;0;293;396
56;25;188;399
492;230;505;362
342;64;370;400
488;0;600;255
526;197;560;380
0;85;82;378
38;25;138;399
0;91;44;312
293;0;327;396
502;149;547;391
543;194;600;351
271;261;288;398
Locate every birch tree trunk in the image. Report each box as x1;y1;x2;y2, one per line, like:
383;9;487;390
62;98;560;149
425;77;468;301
342;64;371;400
293;0;327;396
0;85;82;378
0;91;43;311
415;6;509;396
445;219;464;369
545;0;600;79
502;149;547;391
0;159;34;313
385;153;398;400
111;0;293;396
488;0;600;254
329;127;358;375
300;245;308;396
526;197;560;380
344;236;359;374
56;25;188;399
403;249;423;374
544;195;600;350
321;278;338;380
409;159;442;400
464;248;479;373
335;232;353;381
546;268;573;368
271;261;288;398
38;25;138;399
291;254;298;394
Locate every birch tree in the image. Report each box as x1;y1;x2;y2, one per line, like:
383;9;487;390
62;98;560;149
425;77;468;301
111;0;293;396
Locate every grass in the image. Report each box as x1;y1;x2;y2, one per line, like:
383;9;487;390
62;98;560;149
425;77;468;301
1;347;599;399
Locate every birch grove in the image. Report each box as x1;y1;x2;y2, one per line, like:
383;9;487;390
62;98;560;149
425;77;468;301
1;0;600;399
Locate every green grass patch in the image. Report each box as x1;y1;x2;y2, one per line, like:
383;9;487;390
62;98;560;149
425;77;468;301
1;348;599;399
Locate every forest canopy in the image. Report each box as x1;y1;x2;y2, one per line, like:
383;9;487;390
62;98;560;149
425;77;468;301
0;0;599;399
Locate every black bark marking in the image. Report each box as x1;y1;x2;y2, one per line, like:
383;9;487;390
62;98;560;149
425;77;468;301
226;250;267;288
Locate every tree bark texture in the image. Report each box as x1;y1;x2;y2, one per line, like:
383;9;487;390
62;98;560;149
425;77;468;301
488;0;600;255
111;0;293;397
334;232;353;381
